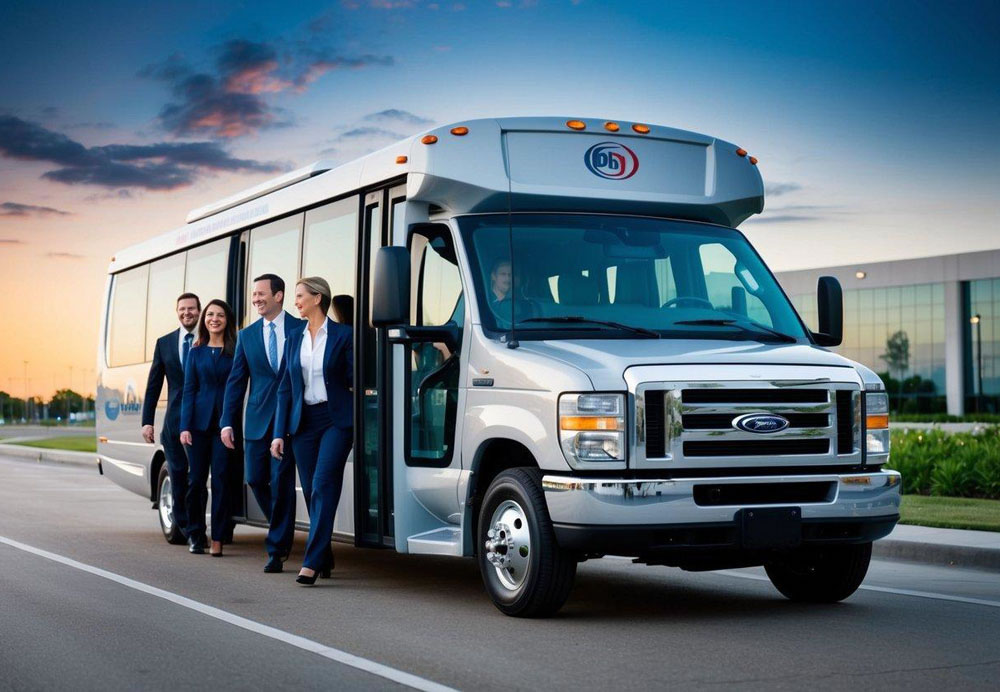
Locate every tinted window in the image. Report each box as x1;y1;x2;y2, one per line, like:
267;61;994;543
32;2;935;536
108;265;149;366
302;198;357;322
186;238;229;313
248;215;302;321
145;253;186;360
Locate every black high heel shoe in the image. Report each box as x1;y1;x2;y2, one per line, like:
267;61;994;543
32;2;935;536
296;569;318;586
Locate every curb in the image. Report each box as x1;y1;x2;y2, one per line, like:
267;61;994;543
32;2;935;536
0;443;99;469
874;537;1000;572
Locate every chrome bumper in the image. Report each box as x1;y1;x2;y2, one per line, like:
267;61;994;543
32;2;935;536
542;470;902;527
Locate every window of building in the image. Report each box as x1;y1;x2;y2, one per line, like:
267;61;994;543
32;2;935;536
107;265;149;367
966;277;1000;412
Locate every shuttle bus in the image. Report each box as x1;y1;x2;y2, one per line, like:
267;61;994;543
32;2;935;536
98;117;900;616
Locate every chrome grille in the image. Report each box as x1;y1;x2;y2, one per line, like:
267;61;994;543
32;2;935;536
636;381;861;469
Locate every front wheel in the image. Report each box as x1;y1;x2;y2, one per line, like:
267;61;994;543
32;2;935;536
765;542;872;603
157;465;186;545
477;468;576;617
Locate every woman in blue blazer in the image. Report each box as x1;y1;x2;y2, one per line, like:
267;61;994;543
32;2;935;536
271;277;353;585
180;299;238;557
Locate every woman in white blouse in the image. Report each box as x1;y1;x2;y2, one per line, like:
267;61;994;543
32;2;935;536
271;277;354;585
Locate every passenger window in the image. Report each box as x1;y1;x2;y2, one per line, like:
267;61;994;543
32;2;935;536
108;265;149;367
699;243;773;326
247;215;302;322
185;238;230;314
303;198;357;323
407;228;464;466
145;253;186;360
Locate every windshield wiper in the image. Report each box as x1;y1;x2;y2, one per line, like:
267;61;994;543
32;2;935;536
520;316;661;339
673;319;798;343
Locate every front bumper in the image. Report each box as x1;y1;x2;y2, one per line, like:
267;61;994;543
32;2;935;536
543;470;901;556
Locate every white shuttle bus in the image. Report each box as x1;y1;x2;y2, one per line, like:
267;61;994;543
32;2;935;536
98;117;900;616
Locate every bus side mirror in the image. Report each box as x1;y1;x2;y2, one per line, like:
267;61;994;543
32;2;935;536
371;246;410;327
813;276;843;347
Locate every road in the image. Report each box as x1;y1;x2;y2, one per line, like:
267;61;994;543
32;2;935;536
2;455;999;691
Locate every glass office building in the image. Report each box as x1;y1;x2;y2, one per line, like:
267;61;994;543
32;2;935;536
775;249;1000;415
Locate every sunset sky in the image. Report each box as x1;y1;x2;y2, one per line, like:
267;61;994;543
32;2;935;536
1;0;997;399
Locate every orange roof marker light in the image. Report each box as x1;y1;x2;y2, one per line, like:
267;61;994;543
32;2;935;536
604;121;620;132
421;135;438;145
396;155;408;164
450;126;469;136
736;148;747;157
632;123;650;134
566;119;586;130
749;156;759;165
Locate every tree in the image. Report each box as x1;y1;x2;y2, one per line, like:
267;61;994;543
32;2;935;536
880;331;910;411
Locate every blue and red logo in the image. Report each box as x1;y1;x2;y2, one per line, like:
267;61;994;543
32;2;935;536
584;142;639;180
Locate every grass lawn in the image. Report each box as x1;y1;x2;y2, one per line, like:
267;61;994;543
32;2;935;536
900;495;1000;533
14;436;97;453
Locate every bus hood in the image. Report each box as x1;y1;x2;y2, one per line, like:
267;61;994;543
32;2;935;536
516;339;860;391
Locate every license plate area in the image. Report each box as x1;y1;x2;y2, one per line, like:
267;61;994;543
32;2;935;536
738;506;802;549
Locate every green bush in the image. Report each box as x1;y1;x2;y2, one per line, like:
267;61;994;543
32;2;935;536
893;413;1000;423
887;427;1000;499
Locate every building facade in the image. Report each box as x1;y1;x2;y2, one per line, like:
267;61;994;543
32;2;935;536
775;249;1000;415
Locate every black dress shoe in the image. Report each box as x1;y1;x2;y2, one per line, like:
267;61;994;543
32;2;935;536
188;537;205;554
264;555;284;573
296;570;318;586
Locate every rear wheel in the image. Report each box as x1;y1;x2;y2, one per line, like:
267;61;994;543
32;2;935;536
157;465;186;545
765;542;872;603
477;468;576;617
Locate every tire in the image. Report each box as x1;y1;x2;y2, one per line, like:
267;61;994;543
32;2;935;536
157;465;186;545
764;542;872;603
477;468;576;617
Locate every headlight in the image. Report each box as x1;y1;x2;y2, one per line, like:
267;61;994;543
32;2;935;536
559;393;626;466
865;391;890;456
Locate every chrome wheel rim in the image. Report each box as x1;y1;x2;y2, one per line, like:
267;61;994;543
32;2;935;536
159;474;174;533
484;500;531;591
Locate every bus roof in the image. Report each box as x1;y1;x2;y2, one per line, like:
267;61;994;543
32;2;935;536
108;117;763;273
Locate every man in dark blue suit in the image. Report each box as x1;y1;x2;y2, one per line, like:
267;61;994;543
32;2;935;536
142;292;201;542
221;274;305;572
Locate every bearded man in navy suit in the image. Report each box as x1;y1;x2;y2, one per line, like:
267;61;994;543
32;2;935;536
221;274;305;572
142;292;200;543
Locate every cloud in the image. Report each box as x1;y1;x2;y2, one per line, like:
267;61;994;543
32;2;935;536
764;182;803;197
1;202;72;217
0;238;24;244
745;204;850;225
142;39;394;139
0;115;282;190
342;0;417;8
46;251;84;259
366;109;433;126
319;109;433;160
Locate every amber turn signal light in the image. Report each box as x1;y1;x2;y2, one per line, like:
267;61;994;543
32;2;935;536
566;120;586;130
866;414;890;430
395;155;408;164
604;121;620;132
450;126;469;136
736;148;747;157
749;156;759;165
421;135;438;145
632;124;650;134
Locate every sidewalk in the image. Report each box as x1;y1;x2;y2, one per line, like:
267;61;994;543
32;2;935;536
874;523;1000;572
0;442;99;468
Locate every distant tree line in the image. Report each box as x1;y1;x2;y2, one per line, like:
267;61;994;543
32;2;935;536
0;389;95;423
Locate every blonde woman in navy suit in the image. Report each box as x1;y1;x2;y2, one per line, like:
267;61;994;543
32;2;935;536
180;299;238;557
271;277;353;585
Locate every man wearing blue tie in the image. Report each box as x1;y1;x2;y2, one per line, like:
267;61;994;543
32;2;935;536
221;274;305;572
142;293;201;544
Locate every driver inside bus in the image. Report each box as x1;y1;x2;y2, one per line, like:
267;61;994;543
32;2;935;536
488;258;536;324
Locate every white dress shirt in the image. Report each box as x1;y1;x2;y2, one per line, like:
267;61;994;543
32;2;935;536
301;320;328;405
178;328;195;363
261;311;286;369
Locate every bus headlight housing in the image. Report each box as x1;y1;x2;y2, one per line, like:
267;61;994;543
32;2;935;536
865;391;890;456
559;393;626;466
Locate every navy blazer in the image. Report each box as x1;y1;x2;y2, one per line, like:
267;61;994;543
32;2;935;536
274;318;353;438
220;312;305;441
142;329;188;435
180;345;235;433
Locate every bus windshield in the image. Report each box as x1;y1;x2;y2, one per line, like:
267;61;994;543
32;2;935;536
458;214;809;342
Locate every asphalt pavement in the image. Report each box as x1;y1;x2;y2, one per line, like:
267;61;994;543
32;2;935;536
2;454;999;691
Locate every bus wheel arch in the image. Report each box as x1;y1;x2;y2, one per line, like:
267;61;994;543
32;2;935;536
467;438;539;549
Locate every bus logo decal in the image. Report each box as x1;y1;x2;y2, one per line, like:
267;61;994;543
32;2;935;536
584;142;639;180
105;399;120;421
732;413;790;434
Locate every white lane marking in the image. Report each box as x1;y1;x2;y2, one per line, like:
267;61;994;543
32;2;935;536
714;569;1000;609
0;536;457;692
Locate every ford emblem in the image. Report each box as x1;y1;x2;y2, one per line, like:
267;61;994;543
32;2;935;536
733;413;790;434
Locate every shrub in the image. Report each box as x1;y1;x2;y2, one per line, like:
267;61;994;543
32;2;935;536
887;427;1000;499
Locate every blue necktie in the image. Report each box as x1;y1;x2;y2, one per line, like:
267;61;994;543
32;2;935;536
183;332;193;369
268;322;278;373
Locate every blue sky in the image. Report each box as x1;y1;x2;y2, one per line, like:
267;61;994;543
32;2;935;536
0;0;998;395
